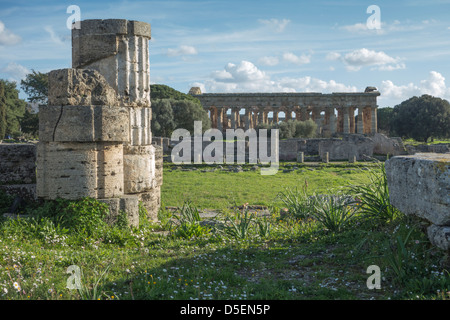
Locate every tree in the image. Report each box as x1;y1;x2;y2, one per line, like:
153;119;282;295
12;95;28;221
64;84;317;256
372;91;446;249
20;108;39;137
151;99;176;137
0;81;6;139
391;94;450;142
20;70;48;105
171;99;211;134
0;79;26;137
294;119;317;138
377;107;395;135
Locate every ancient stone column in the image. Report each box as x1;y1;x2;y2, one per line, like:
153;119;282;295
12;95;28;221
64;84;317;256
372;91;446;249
349;107;356;133
273;111;279;124
217;107;223;131
244;109;250;130
343;107;350;134
357;107;364;134
37;19;162;225
230;107;236;129
371;107;377;133
327;107;336;134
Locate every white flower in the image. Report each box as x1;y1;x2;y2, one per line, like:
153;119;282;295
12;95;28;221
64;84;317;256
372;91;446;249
13;282;20;291
3;288;8;294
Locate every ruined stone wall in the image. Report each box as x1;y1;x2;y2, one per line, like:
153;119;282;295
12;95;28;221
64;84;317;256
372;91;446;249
0;143;37;201
0;144;36;184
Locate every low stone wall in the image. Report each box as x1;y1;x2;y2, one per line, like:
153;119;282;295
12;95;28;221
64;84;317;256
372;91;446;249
385;153;450;251
0;143;37;184
406;143;450;155
0;143;37;202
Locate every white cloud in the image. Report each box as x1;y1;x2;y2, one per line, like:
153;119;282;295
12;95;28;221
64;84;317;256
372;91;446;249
199;60;357;94
379;71;450;103
0;21;21;46
44;25;68;45
167;45;198;57
343;48;397;67
326;52;341;61
283;52;311;65
1;62;29;81
258;18;290;32
329;48;404;72
341;23;370;33
259;56;279;66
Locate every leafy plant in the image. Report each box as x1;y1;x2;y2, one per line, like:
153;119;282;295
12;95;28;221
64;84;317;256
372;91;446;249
77;264;113;300
276;182;315;220
169;202;210;239
310;194;359;233
220;210;256;240
347;164;400;223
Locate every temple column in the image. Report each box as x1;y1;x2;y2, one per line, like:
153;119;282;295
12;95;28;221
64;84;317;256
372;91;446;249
357;107;364;134
217;107;223;131
231;107;236;129
273;111;279;124
349;107;356;133
245;108;251;130
258;109;264;126
285;109;292;121
343;107;350;134
371;107;377;133
327;107;336;134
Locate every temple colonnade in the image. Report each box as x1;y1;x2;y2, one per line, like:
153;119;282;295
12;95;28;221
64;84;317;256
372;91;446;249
189;87;380;135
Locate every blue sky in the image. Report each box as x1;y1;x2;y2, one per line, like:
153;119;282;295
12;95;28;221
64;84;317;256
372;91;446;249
1;0;450;107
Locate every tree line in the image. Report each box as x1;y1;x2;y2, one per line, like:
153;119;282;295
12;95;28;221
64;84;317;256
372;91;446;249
1;70;449;143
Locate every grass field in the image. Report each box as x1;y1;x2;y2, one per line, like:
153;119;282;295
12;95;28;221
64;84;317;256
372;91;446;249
0;161;449;304
161;162;373;210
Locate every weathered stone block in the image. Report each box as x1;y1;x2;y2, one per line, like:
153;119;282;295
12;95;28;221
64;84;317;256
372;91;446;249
39;105;129;142
137;186;161;222
99;195;139;228
123;145;156;194
385;153;450;226
37;142;124;200
427;225;450;251
129;107;152;146
48;68;117;107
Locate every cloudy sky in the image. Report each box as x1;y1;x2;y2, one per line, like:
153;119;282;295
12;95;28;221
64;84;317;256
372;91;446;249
0;0;450;107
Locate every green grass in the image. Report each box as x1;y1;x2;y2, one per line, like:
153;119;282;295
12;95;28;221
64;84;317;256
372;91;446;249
161;162;373;210
403;138;450;146
0;162;449;301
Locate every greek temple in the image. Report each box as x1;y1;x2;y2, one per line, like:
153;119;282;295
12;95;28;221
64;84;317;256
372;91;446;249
189;86;380;135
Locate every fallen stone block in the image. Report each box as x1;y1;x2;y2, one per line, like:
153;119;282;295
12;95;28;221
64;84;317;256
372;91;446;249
385;153;450;226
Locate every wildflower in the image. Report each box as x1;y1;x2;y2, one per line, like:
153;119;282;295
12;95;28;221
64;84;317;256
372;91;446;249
13;282;20;292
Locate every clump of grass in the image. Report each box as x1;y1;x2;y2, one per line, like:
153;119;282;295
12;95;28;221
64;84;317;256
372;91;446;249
168;202;211;239
276;180;316;220
347;163;400;223
309;194;359;233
